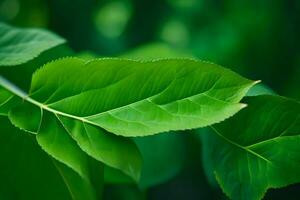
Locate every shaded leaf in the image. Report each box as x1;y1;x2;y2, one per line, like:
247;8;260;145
201;95;300;200
0;22;65;66
58;115;142;182
36;111;92;181
200;83;276;188
0;117;71;200
246;83;275;96
0;88;16;115
134;132;186;189
36;111;100;200
51;159;100;200
0;44;74;91
121;42;194;60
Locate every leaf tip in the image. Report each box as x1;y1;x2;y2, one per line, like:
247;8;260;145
254;80;262;84
240;103;248;109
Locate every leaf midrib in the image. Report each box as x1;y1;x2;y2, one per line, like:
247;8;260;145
2;76;207;132
210;126;272;164
1;74;245;128
0;76;99;126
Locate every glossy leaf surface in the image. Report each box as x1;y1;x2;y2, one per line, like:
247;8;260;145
1;57;255;185
28;57;255;136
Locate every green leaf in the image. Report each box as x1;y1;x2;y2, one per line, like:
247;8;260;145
0;44;74;91
57;115;142;182
104;166;134;184
34;110;100;200
200;83;276;188
0;116;74;200
201;95;300;200
26;57;254;136
50;159;101;200
7;99;142;182
0;88;16;115
0;88;12;104
134;132;185;189
1;57;255;182
0;22;65;66
103;133;186;187
246;83;275;96
36;111;93;182
0;74;142;182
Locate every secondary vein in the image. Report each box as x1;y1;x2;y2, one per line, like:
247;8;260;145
210;126;272;164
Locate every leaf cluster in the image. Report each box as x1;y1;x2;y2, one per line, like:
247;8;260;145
0;22;299;200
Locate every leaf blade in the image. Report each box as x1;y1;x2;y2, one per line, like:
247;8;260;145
0;23;65;66
29;57;256;136
0;117;71;200
201;95;300;200
58;115;142;182
1;57;256;183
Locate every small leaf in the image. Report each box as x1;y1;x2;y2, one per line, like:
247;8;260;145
58;115;142;182
0;23;65;66
202;95;300;200
36;111;99;200
0;88;16;115
36;111;92;181
0;44;74;91
9;101;41;133
246;83;275;96
0;88;12;104
51;160;99;200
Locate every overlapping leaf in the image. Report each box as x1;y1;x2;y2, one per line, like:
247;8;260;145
0;88;15;115
0;116;98;200
134;132;186;188
0;22;65;66
22;57;255;136
1;76;142;184
200;83;277;188
1;57;255;188
201;95;300;200
5;100;141;183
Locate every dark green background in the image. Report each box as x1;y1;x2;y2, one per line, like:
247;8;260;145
0;0;299;199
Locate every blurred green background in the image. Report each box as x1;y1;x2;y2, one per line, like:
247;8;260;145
0;0;299;199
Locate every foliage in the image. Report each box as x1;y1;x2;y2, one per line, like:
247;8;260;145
201;95;300;200
0;3;299;199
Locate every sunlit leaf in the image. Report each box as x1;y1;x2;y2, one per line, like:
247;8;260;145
26;57;255;136
1;57;255;184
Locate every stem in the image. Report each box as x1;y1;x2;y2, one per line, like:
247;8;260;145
0;75;28;98
1;75;106;199
0;75;99;127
